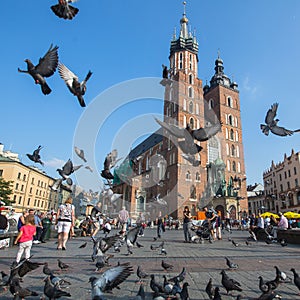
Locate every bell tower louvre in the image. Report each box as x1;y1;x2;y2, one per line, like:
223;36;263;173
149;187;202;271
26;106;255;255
112;2;248;221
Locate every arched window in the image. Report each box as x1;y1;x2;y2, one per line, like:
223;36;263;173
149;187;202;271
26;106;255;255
231;145;235;156
227;96;233;107
190;185;196;199
232;161;236;172
188;86;193;98
179;52;183;69
230;129;234;140
189;117;195;129
228;115;233;126
188;101;193;113
189;73;193;84
189;55;193;70
186;171;191;181
195;172;201;182
208;99;214;110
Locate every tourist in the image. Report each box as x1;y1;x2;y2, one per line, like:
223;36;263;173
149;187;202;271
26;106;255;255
271;212;288;240
55;197;75;250
14;214;36;263
29;209;43;244
204;206;217;240
118;206;129;234
183;206;192;243
17;210;29;231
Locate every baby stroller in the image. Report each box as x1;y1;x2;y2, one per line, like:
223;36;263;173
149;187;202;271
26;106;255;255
191;220;213;243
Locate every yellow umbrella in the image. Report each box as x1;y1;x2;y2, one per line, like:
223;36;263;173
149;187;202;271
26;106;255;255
284;211;300;219
261;212;279;218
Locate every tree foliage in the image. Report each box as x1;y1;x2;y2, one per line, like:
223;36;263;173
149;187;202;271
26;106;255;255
0;177;13;205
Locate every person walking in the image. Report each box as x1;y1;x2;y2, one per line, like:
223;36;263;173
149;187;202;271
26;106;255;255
156;211;164;239
29;209;43;244
17;210;29;231
55;197;75;250
183;206;192;243
118;206;129;234
14;214;36;263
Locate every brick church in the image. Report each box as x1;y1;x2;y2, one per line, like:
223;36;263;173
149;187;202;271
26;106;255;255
112;4;248;221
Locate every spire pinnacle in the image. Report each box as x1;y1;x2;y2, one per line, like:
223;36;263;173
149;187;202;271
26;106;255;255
183;1;187;16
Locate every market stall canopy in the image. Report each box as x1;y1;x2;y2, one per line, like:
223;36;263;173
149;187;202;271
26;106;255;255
261;212;279;218
284;211;300;219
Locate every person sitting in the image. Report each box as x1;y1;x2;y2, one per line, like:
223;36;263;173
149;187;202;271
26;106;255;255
271;212;288;240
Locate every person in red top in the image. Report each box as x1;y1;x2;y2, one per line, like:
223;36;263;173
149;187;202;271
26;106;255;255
14;214;36;263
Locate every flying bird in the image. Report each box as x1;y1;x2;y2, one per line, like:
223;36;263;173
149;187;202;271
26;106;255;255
101;150;122;180
89;264;133;299
51;0;79;20
58;63;92;107
57;159;82;185
50;178;63;192
18;44;59;95
85;165;94;172
260;102;300;137
74;146;87;162
26;145;44;166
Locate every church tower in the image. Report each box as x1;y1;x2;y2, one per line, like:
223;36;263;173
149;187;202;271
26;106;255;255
203;55;248;215
160;2;207;218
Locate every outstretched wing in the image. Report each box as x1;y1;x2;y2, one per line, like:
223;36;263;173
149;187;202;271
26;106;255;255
62;159;73;175
192;122;222;142
155;118;186;138
35;44;59;77
126;226;141;244
270;125;294;136
58;63;78;90
32;145;42;157
265;103;278;125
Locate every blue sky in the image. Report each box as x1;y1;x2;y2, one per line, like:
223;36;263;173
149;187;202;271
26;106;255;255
1;0;300;192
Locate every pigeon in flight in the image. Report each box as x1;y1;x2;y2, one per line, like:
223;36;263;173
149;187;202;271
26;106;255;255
57;159;82;185
51;0;79;20
26;145;44;166
58;63;92;107
74;146;87;162
101;150;122;180
50;178;63;192
89;264;133;299
261;102;300;136
18;44;59;95
85;165;93;172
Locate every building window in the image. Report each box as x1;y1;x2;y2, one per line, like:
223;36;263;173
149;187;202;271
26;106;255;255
18;196;22;204
280;184;283;192
23;174;26;181
226;144;229;155
29;187;32;194
208;99;214;110
237;162;241;173
287;181;290;189
294;167;297;175
225;128;228;139
188;86;193;98
183;99;187;111
183;115;187;127
230;129;234;140
27;198;31;206
188;101;193;113
288;170;291;177
195;172;200;182
228;115;233;126
236;145;240;158
15;183;19;190
189;55;193;70
21;185;24;192
31;178;34;184
190;185;196;199
179;52;183;69
231;145;235;156
227;96;233;107
232;161;236;172
189;73;193;84
295;178;299;187
279;174;282;181
17;172;21;179
235;131;239;141
189;117;195;129
185;171;191;181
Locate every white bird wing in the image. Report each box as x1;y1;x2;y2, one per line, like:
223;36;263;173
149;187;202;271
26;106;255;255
58;63;78;89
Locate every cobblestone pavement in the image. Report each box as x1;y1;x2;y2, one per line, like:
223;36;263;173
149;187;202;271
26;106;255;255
0;227;299;299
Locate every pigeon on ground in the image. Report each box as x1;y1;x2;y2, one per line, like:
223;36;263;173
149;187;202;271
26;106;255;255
49;273;71;289
280;239;287;247
58;64;92;107
178;282;189;300
213;286;222;300
260;102;300;136
150;274;164;295
0;271;9;289
163;275;174;294
95;254;114;272
74;146;87;162
57;259;69;271
265;274;280;291
258;276;269;293
79;242;87;249
220;270;242;294
161;260;173;271
51;0;79;20
290;268;300;294
136;265;148;283
89;264;133;299
256;288;282;300
136;284;145;300
26;146;44;166
18;44;59;95
169;267;186;284
245;240;251;246
161;247;167;255
44;276;71;299
43;262;54;276
9;277;39;299
225;257;239;270
274;266;290;282
205;277;215;299
162;64;169;79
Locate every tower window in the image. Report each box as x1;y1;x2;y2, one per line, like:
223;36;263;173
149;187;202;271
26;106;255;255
179;53;183;69
189;54;193;70
195;172;201;182
189;117;195;129
189;73;193;84
232;161;236;172
183;99;187;111
228;115;233;126
183;115;187;128
227;96;233;108
185;171;191;181
231;145;235;156
208;99;214;110
230;129;234;140
237;162;241;173
190;185;196;199
188;86;193;98
188;101;193;113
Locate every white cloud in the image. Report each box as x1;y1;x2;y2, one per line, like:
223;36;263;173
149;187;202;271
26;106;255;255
44;158;65;168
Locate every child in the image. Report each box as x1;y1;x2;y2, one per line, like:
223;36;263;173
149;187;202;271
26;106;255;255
14;214;36;263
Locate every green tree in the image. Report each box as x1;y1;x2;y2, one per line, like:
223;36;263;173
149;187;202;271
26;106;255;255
0;177;13;205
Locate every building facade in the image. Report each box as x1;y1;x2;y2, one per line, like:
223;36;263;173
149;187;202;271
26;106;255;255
247;183;264;215
263;149;300;214
113;5;247;221
0;144;71;213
